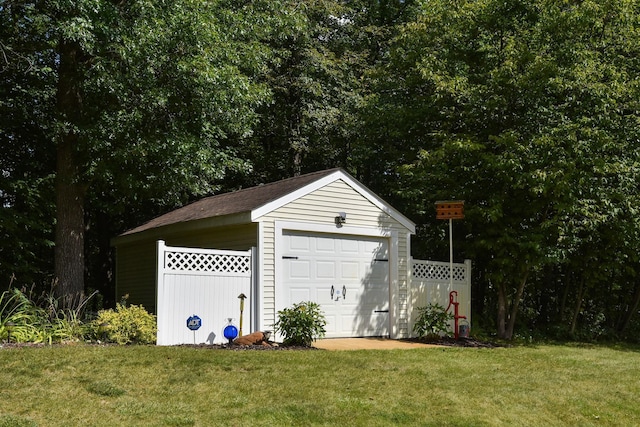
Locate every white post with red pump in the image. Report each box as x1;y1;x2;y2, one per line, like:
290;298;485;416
435;201;466;339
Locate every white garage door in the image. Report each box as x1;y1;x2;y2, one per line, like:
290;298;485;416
281;230;390;338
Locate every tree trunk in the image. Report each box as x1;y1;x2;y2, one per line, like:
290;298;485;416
496;269;529;340
497;282;508;339
54;39;86;305
569;278;585;335
505;270;529;339
618;281;640;333
559;271;571;323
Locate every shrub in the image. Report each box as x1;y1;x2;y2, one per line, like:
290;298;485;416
413;303;454;339
274;301;326;347
91;303;157;345
0;288;50;343
0;284;99;344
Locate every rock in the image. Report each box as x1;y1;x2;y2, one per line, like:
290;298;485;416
233;331;272;346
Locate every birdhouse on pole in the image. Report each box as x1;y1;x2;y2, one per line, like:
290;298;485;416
435;201;465;220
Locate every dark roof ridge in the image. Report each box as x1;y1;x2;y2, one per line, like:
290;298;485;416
228;167;342;197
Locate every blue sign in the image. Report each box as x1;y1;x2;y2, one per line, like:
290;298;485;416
186;315;202;331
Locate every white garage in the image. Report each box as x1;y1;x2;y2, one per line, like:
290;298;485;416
113;168;417;342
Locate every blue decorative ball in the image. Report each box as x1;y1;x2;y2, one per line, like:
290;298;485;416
223;324;238;340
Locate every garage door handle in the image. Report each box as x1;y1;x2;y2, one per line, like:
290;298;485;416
342;286;346;299
330;286;334;299
374;310;389;313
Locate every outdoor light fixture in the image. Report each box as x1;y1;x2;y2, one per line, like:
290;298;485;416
98;322;109;342
5;321;15;343
334;212;347;227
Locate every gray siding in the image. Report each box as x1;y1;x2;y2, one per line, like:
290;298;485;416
115;240;158;312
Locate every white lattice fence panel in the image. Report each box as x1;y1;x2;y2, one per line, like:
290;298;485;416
412;260;467;282
165;251;251;274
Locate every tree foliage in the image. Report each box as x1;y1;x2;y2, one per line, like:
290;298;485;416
374;0;640;338
1;0;274;300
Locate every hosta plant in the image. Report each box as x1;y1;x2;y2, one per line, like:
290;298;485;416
274;301;326;347
413;303;454;340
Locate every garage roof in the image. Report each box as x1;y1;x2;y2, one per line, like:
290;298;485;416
117;168;415;239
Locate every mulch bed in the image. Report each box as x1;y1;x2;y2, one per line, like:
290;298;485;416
182;336;504;350
1;337;502;350
177;342;317;351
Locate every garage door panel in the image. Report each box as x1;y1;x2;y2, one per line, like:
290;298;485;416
340;261;360;280
339;239;360;253
362;239;384;253
288;235;311;252
315;285;336;304
316;236;336;252
324;314;339;334
316;261;336;279
288;260;311;279
290;288;311;303
355;313;389;334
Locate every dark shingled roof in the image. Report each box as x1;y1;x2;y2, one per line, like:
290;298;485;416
121;168;341;236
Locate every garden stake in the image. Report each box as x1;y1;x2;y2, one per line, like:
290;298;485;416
238;293;247;337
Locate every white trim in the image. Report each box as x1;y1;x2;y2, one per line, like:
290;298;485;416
251;170;416;233
251;246;259;333
155;240;165;345
276;220;394;239
252;171;344;221
389;230;399;339
257;222;265;332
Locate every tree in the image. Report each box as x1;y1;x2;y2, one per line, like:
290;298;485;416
371;0;640;338
1;1;57;289
226;0;364;185
1;1;272;302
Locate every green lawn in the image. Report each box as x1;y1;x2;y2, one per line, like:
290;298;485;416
0;343;638;426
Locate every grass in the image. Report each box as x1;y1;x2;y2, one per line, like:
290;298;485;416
0;343;639;426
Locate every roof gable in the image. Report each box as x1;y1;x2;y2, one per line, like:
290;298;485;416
252;169;416;232
118;168;415;239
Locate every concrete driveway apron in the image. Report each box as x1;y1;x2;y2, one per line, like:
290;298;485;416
313;338;439;350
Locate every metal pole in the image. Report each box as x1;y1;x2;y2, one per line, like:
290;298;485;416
449;218;453;290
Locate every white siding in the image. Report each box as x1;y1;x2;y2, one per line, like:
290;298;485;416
257;179;413;338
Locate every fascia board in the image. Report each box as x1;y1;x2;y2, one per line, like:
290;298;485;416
111;212;253;247
250;170;345;221
338;173;416;234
